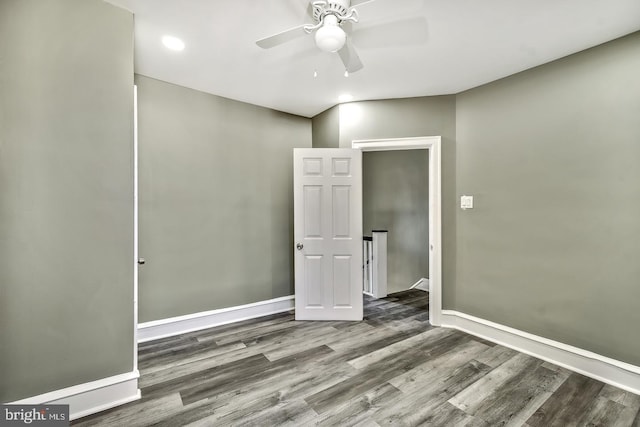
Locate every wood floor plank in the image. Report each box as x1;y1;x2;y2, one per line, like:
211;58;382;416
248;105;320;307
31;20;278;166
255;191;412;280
373;360;493;426
449;352;535;413
150;347;354;425
417;401;489;427
141;353;270;399
526;372;606;427
347;327;452;370
304;332;476;415
138;335;201;358
324;322;388;351
597;384;640;427
304;346;430;414
503;390;556;427
211;318;316;346
189;311;293;342
141;323;337;388
316;383;402;426
179;344;335;405
471;362;569;426
261;325;343;361
139;345;265;388
473;342;519;368
234;399;318;427
600;384;640;406
313;325;430;370
577;396;627;426
182;397;316;427
150;362;354;426
388;339;490;394
364;304;427;325
139;340;247;374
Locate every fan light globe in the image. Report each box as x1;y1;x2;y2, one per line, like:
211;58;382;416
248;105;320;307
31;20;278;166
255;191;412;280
315;17;346;52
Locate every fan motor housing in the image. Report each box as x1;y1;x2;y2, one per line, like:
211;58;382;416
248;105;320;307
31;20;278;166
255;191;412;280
313;1;351;22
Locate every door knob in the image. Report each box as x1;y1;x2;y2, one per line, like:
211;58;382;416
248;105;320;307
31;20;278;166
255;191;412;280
138;258;146;265
296;243;304;250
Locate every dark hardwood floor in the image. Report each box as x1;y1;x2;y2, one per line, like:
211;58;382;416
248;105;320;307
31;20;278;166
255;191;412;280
74;290;640;426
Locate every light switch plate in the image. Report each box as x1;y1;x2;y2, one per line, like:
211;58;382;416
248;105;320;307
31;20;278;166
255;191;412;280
461;195;474;210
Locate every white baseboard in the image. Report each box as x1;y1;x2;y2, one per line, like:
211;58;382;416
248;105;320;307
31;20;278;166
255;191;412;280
9;371;140;421
138;295;295;343
410;278;429;292
441;310;640;396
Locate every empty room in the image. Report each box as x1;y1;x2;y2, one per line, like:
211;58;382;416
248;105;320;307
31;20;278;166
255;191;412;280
1;0;639;425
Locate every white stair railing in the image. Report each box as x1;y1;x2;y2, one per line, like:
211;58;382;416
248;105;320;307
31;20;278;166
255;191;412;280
363;230;387;298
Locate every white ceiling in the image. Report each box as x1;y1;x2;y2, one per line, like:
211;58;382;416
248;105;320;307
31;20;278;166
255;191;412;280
107;0;640;118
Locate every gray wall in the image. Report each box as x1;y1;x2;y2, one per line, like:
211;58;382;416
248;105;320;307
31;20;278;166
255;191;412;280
136;75;312;322
0;0;134;401
311;105;340;148
363;150;429;294
335;97;457;303
455;32;640;365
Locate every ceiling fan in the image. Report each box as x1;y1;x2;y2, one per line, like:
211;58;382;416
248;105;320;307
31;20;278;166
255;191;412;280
256;0;426;74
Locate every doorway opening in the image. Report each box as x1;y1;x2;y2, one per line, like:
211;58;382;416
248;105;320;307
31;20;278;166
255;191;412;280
352;136;442;326
362;149;428;296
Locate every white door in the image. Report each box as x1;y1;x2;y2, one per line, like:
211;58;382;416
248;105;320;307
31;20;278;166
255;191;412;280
293;148;363;321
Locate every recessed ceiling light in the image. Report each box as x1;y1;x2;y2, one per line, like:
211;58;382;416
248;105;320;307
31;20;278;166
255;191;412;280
338;94;354;103
162;35;185;51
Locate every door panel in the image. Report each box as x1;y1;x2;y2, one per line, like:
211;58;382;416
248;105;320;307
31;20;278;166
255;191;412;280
333;255;352;307
304;186;323;238
332;186;351;238
304;255;324;307
294;148;362;321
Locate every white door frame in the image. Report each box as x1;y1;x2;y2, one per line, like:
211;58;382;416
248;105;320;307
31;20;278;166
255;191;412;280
352;136;442;326
133;85;139;369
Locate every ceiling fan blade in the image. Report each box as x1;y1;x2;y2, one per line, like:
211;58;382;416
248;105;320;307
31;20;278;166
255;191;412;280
351;0;424;22
338;39;364;73
351;16;428;49
350;0;374;6
342;20;354;34
256;25;308;49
